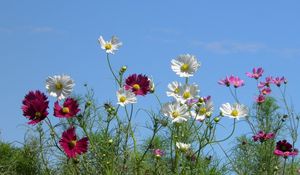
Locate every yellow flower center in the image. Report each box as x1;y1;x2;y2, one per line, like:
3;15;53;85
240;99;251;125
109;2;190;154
68;140;77;149
174;88;180;94
231;109;239;117
62;107;70;113
183;92;191;99
172;111;180;118
132;84;141;90
35;112;41;118
119;96;126;103
199;107;207;115
180;64;189;72
55;82;63;90
105;43;112;50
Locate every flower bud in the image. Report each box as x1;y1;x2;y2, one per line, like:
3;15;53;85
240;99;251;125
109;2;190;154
214;117;220;123
120;66;127;74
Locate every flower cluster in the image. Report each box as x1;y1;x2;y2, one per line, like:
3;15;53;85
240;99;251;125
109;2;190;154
218;75;245;88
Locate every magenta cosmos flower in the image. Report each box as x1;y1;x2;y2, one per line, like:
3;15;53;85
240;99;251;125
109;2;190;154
218;76;231;87
274;140;298;158
246;67;264;79
252;131;274;142
153;149;165;158
258;76;274;88
54;98;80;118
59;127;88;158
125;74;150;96
273;76;287;87
255;94;266;104
261;87;271;95
22;90;49;125
229;75;245;88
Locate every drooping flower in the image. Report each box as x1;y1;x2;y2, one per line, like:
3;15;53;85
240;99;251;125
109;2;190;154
273;76;287;87
274;140;298;158
220;103;248;120
46;75;74;100
125;74;150;96
191;97;214;122
116;88;137;107
161;101;189;123
229;76;245;88
176;84;199;104
153;149;165;158
98;35;122;54
246;67;264;79
176;142;191;152
22;90;49;125
148;77;155;93
255;94;265;104
59;127;89;158
54;98;80;118
252;131;275;142
166;81;182;98
218;76;231;87
171;54;201;77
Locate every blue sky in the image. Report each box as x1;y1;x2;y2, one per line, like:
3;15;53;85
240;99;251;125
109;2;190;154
1;0;300;150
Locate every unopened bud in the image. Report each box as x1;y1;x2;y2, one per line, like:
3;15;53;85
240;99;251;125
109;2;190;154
120;66;127;74
214;117;220;123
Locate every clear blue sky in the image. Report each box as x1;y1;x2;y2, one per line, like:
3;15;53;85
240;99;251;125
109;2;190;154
1;0;300;149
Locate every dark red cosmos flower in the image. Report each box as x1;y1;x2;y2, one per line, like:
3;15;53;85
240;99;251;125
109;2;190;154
274;140;298;158
59;127;88;158
54;98;80;118
125;74;150;96
22;90;49;125
252;131;274;142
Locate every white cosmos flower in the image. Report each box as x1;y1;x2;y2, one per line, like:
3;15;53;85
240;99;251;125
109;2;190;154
176;142;191;152
171;54;201;77
220;103;248;120
177;84;199;104
166;81;182;98
46;75;74;100
161;101;189;123
191;99;214;122
116;88;137;106
148;77;155;93
98;35;122;54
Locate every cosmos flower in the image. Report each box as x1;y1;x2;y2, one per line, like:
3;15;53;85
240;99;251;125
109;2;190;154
153;149;165;158
261;87;271;95
161;101;189;123
255;94;265;104
191;97;214;122
220;103;248;120
229;75;245;88
176;142;191;152
258;76;274;88
59;127;89;158
116;88;137;106
176;84;199;104
22;90;49;125
252;131;275;142
148;77;155;93
98;35;122;54
273;76;287;87
171;54;201;77
274;140;298;158
54;98;80;118
125;74;150;96
166;81;182;98
46;75;74;100
218;76;231;87
246;67;264;79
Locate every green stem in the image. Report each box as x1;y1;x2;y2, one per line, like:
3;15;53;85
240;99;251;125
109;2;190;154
106;53;121;87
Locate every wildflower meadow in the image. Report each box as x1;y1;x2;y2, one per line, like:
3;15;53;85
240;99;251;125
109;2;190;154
1;2;300;175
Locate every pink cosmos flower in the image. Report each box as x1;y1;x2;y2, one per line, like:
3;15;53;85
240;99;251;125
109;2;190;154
261;87;271;95
22;90;49;125
229;75;245;88
59;127;89;158
255;94;265;104
125;74;150;96
258;76;274;88
153;149;164;158
274;140;298;158
246;67;264;79
218;76;231;87
54;98;80;118
252;131;275;142
273;76;287;87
